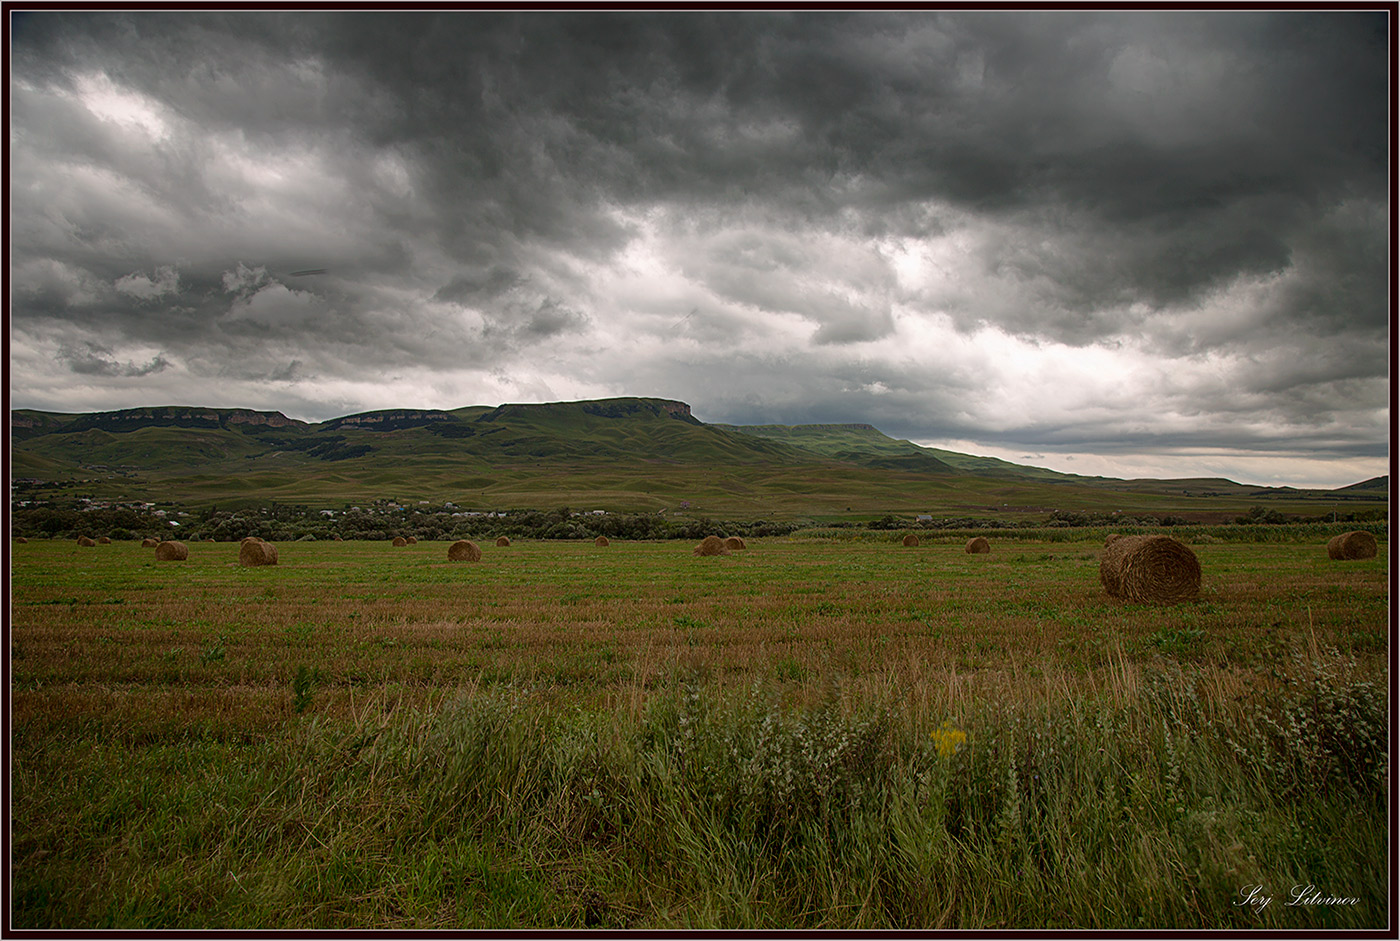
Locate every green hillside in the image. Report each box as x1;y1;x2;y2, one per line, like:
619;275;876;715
9;398;1386;521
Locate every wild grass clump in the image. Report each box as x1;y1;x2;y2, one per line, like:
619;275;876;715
380;657;1385;928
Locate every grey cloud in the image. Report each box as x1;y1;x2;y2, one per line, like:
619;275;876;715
433;267;523;304
58;342;171;377
114;266;180;299
16;12;1385;329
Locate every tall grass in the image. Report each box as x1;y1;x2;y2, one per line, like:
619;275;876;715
13;649;1386;929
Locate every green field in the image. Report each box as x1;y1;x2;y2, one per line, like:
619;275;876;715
10;532;1389;929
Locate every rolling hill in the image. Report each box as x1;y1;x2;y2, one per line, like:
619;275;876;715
9;398;1387;520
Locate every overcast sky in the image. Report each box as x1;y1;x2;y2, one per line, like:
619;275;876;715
8;10;1391;488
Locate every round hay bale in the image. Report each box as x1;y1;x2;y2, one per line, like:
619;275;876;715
406;536;418;545
239;539;278;566
1099;534;1200;604
16;536;28;543
595;535;610;547
448;539;482;561
77;536;96;547
965;536;991;554
725;536;747;550
334;536;344;541
154;540;188;561
1327;530;1377;560
694;535;729;556
1104;533;1123;546
496;536;511;547
392;536;408;547
902;533;920;547
242;536;262;544
97;536;112;545
141;537;159;548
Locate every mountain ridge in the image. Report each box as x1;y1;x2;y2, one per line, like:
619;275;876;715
9;399;1386;515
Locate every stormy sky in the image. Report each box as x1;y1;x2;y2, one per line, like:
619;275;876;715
8;10;1391;488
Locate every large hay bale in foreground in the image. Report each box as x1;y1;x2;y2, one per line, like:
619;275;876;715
694;535;729;557
154;540;188;561
392;536;408;547
965;536;991;554
239;540;278;566
141;537;159;548
1100;534;1200;603
595;535;610;547
77;536;96;547
1327;530;1377;560
448;540;482;562
725;536;747;550
496;536;511;547
902;533;920;547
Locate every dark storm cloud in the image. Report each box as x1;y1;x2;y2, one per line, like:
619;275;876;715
8;10;1388;485
57;342;171;378
13;11;1385;326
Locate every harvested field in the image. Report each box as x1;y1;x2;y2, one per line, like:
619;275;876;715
8;533;1387;932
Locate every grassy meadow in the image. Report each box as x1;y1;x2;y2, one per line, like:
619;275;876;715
9;530;1389;929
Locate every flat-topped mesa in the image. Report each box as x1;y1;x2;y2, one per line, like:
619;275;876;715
221;409;305;428
582;398;698;422
323;409;455;431
57;406;306;433
801;422;878;432
479;397;700;424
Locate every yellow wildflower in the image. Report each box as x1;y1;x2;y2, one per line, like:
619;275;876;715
930;720;967;758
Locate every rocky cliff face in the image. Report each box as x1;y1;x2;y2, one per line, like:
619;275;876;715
324;410;454;431
657;401;694;420
222;409;305;428
23;406;307;434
